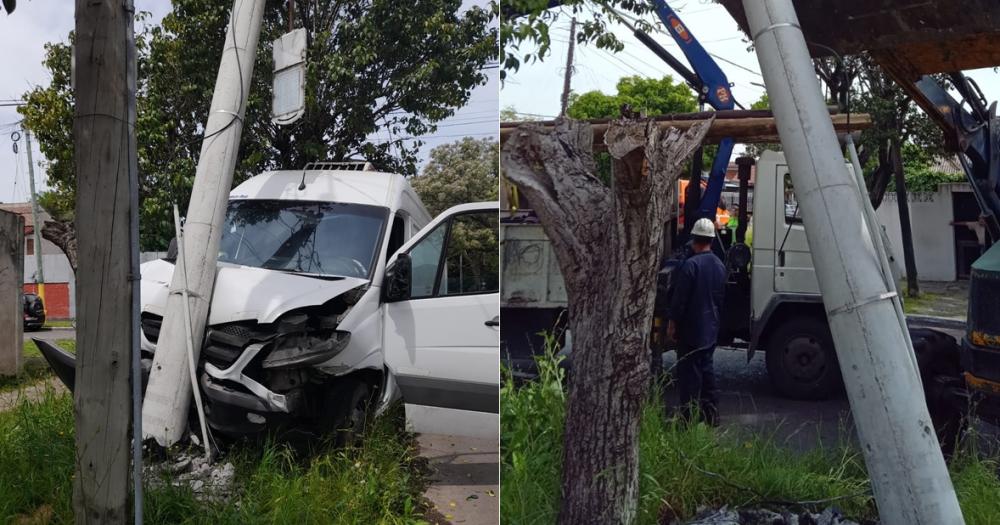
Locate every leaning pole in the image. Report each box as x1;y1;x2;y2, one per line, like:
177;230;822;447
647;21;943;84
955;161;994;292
742;0;964;523
142;0;266;446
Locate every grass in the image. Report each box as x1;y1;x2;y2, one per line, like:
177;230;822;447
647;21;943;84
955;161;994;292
0;339;74;393
501;349;1000;524
43;320;75;329
901;289;945;315
0;390;431;524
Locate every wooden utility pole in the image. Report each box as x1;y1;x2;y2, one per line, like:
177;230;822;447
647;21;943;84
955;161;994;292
559;18;576;116
502;117;711;524
891;139;920;297
0;209;23;377
73;0;137;522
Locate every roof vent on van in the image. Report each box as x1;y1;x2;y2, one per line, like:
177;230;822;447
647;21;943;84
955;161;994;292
298;161;377;190
302;161;376;172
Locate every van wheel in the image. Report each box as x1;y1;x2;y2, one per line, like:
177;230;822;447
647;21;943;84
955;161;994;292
324;378;374;447
765;316;843;400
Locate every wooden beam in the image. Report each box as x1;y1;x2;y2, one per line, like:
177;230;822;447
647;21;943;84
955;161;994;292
73;0;135;522
500;113;872;147
0;210;23;377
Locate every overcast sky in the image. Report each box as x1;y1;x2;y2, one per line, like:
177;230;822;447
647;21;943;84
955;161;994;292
0;0;498;204
501;2;1000;153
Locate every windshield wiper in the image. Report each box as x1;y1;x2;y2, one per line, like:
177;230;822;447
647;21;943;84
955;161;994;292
272;268;346;281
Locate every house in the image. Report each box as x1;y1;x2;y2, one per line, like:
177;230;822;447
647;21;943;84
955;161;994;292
877;182;993;281
0;203;75;319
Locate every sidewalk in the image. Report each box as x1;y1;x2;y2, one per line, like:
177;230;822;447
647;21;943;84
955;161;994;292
419;434;498;525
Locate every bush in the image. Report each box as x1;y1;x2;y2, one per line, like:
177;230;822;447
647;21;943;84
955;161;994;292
0;390;429;524
501;348;1000;524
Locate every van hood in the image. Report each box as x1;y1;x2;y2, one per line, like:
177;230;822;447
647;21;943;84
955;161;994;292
140;259;369;325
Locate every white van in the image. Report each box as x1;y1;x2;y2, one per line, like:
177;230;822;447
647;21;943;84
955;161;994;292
134;163;500;438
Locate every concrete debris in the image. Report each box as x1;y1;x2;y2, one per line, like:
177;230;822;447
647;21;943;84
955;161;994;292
683;506;863;525
144;451;236;502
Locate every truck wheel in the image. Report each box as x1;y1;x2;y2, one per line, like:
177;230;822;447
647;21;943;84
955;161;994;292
911;328;966;456
765;316;843;400
325;378;374;447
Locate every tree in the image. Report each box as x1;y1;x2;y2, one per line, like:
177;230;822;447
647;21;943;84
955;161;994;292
502;116;710;524
20;0;496;252
411;137;499;217
567;75;697;118
501;0;654;78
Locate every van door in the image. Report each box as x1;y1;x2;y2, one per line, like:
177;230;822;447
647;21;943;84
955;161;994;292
383;202;500;413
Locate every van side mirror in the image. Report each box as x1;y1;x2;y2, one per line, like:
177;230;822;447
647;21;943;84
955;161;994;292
383;253;412;302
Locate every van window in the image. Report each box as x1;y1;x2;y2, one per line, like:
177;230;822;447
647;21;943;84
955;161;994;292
437;212;499;296
408;222;447;298
386;214;406;262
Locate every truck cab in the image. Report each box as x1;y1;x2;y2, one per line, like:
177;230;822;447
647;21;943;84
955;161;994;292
500;151;910;401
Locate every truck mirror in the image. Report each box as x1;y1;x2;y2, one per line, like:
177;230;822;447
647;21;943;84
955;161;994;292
165;237;178;263
383;253;412;302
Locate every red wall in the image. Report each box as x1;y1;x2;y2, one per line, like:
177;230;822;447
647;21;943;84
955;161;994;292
23;282;71;319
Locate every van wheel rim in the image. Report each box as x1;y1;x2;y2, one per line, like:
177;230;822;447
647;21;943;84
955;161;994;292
783;335;826;382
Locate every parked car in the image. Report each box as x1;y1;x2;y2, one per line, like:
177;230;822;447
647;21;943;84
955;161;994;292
23;293;45;331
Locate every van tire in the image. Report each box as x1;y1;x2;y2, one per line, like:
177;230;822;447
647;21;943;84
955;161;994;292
325;377;374;447
765;316;843;400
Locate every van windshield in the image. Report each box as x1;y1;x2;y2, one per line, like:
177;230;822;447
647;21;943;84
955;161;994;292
218;200;387;279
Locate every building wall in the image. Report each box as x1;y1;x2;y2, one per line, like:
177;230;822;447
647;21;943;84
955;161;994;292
876;184;970;282
24;282;72;319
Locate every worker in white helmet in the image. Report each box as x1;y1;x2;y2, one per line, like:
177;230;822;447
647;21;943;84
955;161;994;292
666;217;727;425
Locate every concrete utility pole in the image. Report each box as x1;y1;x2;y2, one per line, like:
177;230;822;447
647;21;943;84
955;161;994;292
142;0;265;447
559;17;576;117
73;0;138;522
24;130;45;307
742;1;964;523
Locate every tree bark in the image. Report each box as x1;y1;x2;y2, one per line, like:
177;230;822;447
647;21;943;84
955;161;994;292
41;219;77;274
501;116;711;524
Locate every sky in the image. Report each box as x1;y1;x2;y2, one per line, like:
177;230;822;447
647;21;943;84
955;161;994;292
0;0;498;204
501;1;1000;153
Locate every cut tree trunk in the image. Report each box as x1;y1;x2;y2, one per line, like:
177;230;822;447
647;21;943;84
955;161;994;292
41;219;77;274
501;117;711;525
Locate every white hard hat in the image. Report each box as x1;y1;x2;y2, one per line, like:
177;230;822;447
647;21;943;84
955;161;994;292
691;218;716;238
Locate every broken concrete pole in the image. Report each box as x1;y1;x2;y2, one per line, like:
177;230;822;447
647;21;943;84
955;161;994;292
0;209;23;377
743;0;964;523
143;0;266;446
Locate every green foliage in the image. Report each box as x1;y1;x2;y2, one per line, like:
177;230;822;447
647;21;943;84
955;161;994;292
20;0;496;250
566;75;697;119
501;0;652;78
887;143;965;193
411;137;499;217
500;333;566;524
0;393;429;524
501;350;1000;524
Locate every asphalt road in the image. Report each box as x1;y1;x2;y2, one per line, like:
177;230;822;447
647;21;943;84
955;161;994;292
23;327;75;342
660;348;856;452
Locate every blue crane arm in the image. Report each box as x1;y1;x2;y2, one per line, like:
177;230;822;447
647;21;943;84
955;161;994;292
650;0;736;221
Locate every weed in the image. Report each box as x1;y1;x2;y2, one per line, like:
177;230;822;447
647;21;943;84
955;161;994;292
0;390;430;524
501;348;1000;524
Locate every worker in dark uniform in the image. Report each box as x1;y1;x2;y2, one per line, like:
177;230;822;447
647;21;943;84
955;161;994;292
667;218;727;425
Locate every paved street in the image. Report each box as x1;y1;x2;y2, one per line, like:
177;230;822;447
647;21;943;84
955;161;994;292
23;327;75;343
661;349;855;452
419;434;499;525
